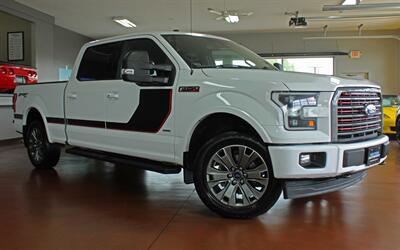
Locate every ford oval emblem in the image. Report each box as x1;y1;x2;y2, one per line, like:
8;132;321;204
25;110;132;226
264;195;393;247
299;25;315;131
365;104;377;116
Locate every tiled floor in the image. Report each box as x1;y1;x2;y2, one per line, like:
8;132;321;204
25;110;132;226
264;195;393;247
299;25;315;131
0;141;399;250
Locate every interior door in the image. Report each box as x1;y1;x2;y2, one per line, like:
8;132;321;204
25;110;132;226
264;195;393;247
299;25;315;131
65;41;122;150
105;37;176;162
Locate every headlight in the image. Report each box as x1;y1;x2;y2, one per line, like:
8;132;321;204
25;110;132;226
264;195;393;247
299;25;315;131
272;92;321;130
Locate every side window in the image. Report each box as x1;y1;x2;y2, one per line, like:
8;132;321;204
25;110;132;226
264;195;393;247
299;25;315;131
77;42;122;81
119;38;175;85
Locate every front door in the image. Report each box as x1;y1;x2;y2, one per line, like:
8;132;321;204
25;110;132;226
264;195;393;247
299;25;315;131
104;37;177;162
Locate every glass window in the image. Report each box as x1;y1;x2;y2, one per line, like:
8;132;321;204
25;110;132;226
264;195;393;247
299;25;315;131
163;35;275;70
283;58;334;75
77;38;174;84
383;95;400;107
77;42;122;81
118;38;175;85
122;39;172;65
264;57;334;75
265;58;283;66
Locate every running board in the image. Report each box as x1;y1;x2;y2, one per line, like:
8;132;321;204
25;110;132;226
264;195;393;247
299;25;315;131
65;147;181;174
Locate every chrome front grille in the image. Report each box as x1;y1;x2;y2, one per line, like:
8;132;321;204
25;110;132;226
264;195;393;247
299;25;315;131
332;88;382;142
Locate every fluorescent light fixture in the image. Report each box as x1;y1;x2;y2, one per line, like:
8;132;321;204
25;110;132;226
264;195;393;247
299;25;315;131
225;15;239;23
307;13;400;20
303;35;400;41
113;17;136;28
323;3;400;11
342;0;361;5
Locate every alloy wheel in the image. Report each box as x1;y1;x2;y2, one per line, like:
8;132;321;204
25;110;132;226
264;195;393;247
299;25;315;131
397;120;400;144
28;127;45;163
206;145;269;207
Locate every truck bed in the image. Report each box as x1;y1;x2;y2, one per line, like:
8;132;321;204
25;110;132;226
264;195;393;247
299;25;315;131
13;81;68;143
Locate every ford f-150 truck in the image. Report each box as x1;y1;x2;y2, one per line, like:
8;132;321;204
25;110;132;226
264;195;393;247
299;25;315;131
13;32;389;218
1;63;38;93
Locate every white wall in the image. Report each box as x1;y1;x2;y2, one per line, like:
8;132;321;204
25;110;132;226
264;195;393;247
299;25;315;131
0;95;18;140
54;25;90;75
0;11;32;66
0;0;91;141
0;0;90;82
218;30;400;95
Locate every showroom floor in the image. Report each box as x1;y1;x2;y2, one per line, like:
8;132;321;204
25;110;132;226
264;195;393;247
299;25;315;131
0;140;399;250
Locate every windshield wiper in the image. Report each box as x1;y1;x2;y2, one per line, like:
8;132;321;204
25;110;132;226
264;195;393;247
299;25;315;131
198;65;268;70
215;64;252;69
262;66;274;70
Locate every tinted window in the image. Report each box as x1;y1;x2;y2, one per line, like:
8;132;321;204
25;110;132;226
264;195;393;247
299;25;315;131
117;39;175;85
77;42;122;81
122;39;172;66
162;35;275;70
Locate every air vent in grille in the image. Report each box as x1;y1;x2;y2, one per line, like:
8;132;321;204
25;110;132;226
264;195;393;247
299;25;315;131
333;88;382;142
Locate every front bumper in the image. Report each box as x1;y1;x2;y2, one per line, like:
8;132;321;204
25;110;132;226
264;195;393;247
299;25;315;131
283;170;367;199
268;135;389;179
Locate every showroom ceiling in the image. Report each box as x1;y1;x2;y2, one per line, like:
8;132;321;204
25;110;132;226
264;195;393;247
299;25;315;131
15;0;400;38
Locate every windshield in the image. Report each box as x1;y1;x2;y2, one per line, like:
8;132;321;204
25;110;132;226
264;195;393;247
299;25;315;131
383;95;400;107
162;35;275;70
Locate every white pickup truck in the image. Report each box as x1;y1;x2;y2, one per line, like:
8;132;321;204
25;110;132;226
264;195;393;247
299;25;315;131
13;32;389;218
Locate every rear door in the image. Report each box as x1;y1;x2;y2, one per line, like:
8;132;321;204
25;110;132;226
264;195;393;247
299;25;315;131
65;41;122;149
104;37;177;162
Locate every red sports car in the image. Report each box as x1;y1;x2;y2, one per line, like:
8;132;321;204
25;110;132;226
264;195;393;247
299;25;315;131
0;64;38;93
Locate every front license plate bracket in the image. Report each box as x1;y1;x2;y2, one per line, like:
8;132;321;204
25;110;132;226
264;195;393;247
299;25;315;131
366;145;381;166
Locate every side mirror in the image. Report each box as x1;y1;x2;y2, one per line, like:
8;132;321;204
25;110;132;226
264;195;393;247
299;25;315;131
273;63;283;71
122;51;173;85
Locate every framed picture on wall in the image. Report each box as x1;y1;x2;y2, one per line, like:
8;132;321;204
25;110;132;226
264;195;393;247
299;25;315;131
7;32;24;61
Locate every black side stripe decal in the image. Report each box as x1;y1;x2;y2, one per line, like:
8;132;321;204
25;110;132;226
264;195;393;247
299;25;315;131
68;119;105;128
46;118;105;128
107;89;172;132
47;89;172;133
47;117;65;124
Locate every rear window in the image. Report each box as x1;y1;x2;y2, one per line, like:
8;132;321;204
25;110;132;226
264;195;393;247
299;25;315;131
77;42;122;81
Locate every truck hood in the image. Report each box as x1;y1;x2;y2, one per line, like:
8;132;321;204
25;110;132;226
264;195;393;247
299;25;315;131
201;69;379;92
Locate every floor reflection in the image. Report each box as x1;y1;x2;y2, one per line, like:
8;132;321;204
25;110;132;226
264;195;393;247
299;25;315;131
0;142;398;250
287;193;345;226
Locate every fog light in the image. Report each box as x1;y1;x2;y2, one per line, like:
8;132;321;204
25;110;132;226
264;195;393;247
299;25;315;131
299;152;326;168
300;154;311;166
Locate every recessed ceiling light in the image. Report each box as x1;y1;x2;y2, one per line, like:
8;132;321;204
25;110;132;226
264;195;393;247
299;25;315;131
225;15;240;23
113;17;136;28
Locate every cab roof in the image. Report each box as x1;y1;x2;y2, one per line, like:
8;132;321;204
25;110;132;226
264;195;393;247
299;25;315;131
86;31;228;46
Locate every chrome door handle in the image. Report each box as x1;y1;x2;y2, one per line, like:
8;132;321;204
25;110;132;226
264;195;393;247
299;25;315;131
107;93;119;100
67;93;77;99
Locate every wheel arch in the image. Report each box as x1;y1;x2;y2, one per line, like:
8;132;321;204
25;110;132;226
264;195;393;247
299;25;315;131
184;111;269;170
23;106;53;144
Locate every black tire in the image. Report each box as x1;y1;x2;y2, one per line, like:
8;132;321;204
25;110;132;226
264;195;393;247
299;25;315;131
193;132;282;219
26;120;61;169
397;118;400;145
